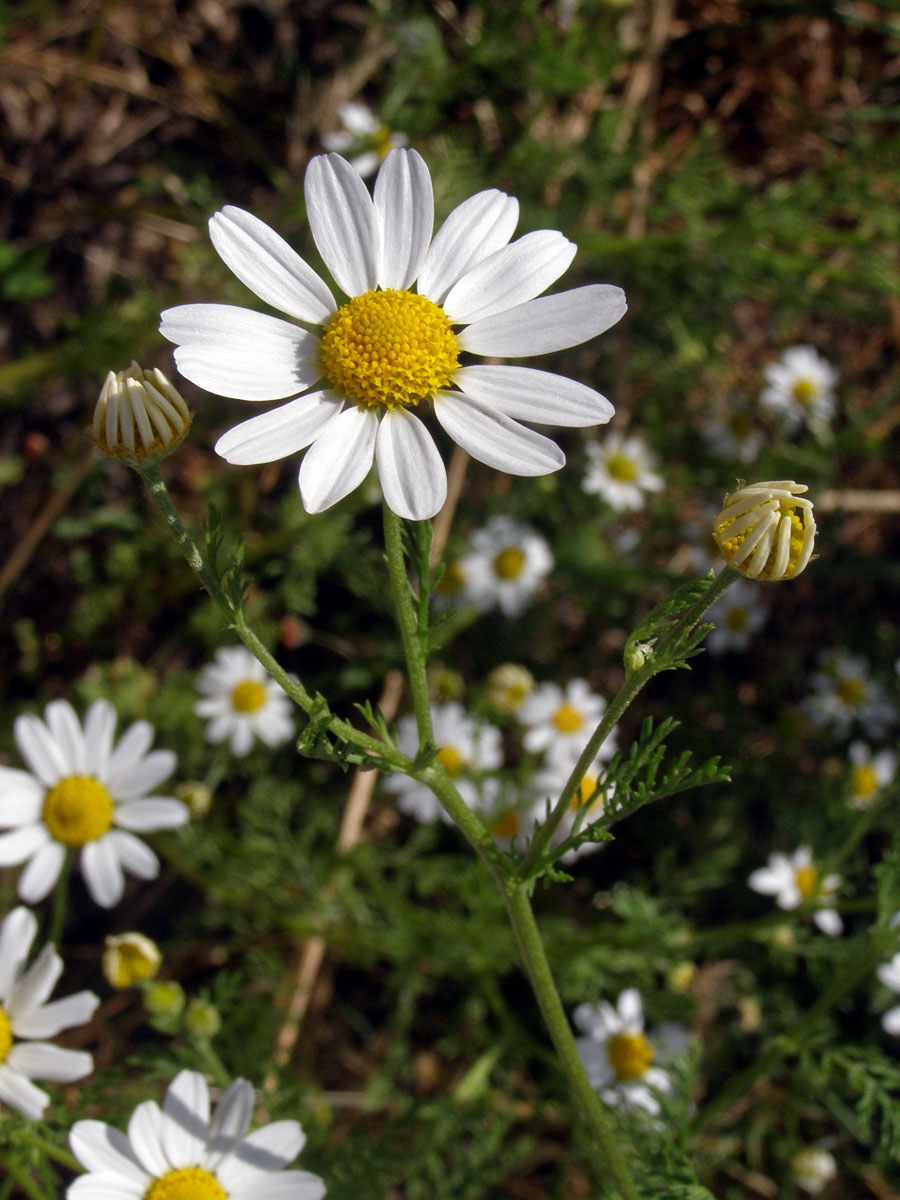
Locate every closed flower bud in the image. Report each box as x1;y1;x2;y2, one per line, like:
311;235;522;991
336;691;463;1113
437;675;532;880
143;979;185;1020
713;481;815;581
176;780;213;819
93;362;192;462
184;997;222;1040
485;663;535;714
791;1145;837;1193
103;932;161;989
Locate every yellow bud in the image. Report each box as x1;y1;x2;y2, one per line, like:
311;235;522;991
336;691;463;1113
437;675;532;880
102;932;161;988
176;780;213;818
713;481;815;581
144;979;185;1019
666;961;696;993
93;362;192;463
184;998;222;1040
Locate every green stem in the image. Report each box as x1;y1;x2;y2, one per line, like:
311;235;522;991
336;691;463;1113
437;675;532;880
18;1131;81;1173
194;1039;231;1089
382;506;434;745
47;849;72;947
7;1162;51;1200
521;566;739;875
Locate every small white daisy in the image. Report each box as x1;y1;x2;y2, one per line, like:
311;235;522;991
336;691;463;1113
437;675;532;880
459;515;553;616
532;753;612;862
700;397;764;465
791;1145;838;1194
0;907;99;1120
847;741;896;809
161;148;625;521
706;578;768;654
195;647;294;757
68;1068;325;1200
805;650;896;737
760;345;838;433
582;431;663;512
518;679;614;768
877;952;900;1035
0;700;188;908
748;847;843;936
573;989;688;1115
383;702;503;822
322;101;407;178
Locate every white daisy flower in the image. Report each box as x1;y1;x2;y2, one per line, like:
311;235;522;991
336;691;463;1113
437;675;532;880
518;679;614;768
700;397;763;465
847;741;896;809
760;345;838;432
877;952;900;1035
160;148;625;521
791;1145;838;1194
0;700;188;908
67;1068;325;1200
748;847;843;936
706;578;768;654
573;989;689;1115
383;702;502;823
804;650;896;737
532;753;612;862
322;101;407;179
459;515;553;616
195;647;294;757
582;431;663;512
0;907;99;1120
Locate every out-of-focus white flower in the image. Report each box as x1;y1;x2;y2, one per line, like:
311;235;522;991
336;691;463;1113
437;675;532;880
459;516;553;616
700;397;764;464
805;650;896;737
384;702;503;822
582;431;663;512
707;578;768;654
878;952;900;1034
161;148;625;521
748;847;843;936
0;907;99;1119
195;647;294;757
791;1145;837;1194
485;663;535;715
0;700;188;908
68;1069;325;1200
532;752;612;862
518;679;615;768
93;362;192;463
712;481;815;581
847;741;896;809
573;989;689;1115
102;932;161;989
322;101;407;178
760;345;838;433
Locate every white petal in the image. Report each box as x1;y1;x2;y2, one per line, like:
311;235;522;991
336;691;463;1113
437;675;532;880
375;408;447;520
0;822;50;866
128;1101;170;1176
43;701;88;776
231;1171;326;1200
0;1063;49;1119
204;1079;254;1165
14;714;68;787
375;148;434;290
114;798;189;833
162;1070;210;1169
229;721;255;757
82;701;118;779
160;305;320;402
105;722;155;790
70;1119;151;1183
12;990;99;1038
0;907;37;1000
7;1042;93;1082
618;988;644;1031
297;405;378;513
443;231;576;325
9;943;62;1014
433;391;564;476
18;841;65;903
106;830;160;880
883;1005;900;1035
81;838;125;908
454;365;614;427
209;207;336;324
113;751;176;800
814;909;843;937
458;284;627;357
418;189;519;304
215;391;344;465
68;1175;146;1200
304;153;377;297
0;768;44;828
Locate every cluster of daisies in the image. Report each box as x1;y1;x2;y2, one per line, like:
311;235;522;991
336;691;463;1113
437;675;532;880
384;669;617;862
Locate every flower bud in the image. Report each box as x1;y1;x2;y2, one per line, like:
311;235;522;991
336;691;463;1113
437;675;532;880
485;663;534;714
713;481;815;581
176;780;213;819
791;1145;837;1194
102;932;161;989
93;362;192;462
143;979;185;1020
184;997;222;1040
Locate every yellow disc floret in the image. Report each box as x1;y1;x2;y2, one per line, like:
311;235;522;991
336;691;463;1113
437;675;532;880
792;378;817;406
437;746;465;777
852;764;879;803
607;1031;655;1081
144;1167;228;1200
43;776;114;846
836;678;866;709
0;1005;13;1064
319;289;459;410
712;481;815;581
230;679;267;714
493;546;526;580
606;453;638;483
492;810;521;840
795;864;818;900
553;704;584;734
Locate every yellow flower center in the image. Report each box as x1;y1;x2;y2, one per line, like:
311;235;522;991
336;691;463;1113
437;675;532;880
836;677;866;709
606;453;638;483
851;764;879;801
727;411;753;437
553;704;583;734
230;680;267;713
493;546;526;580
144;1167;228;1200
319;289;459;410
437;560;466;596
717;501;807;580
571;774;604;814
725;607;748;632
437;746;465;777
0;1004;13;1064
795;864;818;900
374;124;395;160
607;1031;655;1081
791;378;817;406
492;810;521;839
42;776;114;846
